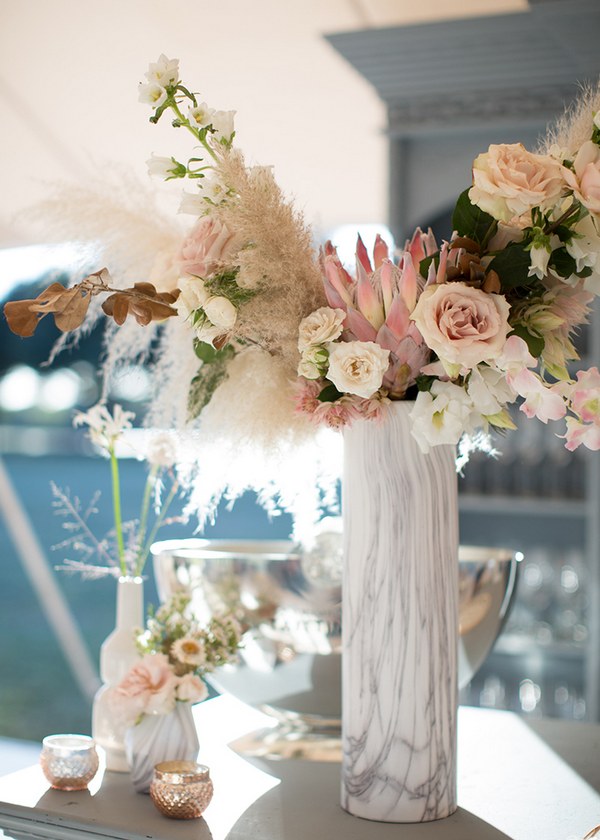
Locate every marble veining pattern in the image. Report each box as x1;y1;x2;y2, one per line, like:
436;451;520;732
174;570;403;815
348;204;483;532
341;402;458;822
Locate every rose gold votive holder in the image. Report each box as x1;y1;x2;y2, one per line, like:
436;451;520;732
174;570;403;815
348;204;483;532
150;761;213;820
40;734;99;791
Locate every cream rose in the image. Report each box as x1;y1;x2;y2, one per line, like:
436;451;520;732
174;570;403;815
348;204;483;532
203;295;237;329
175;277;210;320
469;143;565;222
562;140;600;215
178;217;243;278
298;307;345;351
411;282;511;369
327;341;390;399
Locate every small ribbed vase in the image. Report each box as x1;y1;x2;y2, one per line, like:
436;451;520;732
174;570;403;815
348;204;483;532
125;703;200;794
341;401;458;823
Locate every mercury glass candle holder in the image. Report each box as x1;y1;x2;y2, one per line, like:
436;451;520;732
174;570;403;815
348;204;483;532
150;761;213;820
40;735;99;791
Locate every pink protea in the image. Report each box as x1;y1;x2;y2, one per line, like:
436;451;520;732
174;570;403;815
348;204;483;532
314;397;361;429
294;377;323;418
320;235;435;398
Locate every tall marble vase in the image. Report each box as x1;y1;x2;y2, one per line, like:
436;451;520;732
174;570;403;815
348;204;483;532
92;576;144;772
341;401;458;823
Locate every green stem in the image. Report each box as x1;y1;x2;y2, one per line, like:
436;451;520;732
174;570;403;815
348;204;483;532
544;204;580;236
138;481;180;573
168;99;218;162
109;446;127;576
135;465;159;575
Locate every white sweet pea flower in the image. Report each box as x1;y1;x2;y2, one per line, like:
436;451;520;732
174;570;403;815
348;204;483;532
203;295;237;330
138;82;167;109
298;307;345;351
179;191;208;216
594;111;600;131
188;102;215;130
409;381;474;454
566;216;600;293
211;110;236;141
145;54;179;87
327;341;389;399
495;335;537;376
467;366;516;417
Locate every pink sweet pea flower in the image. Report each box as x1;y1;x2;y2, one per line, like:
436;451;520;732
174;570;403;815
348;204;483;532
563;416;600;451
511;369;567;423
569;367;600;424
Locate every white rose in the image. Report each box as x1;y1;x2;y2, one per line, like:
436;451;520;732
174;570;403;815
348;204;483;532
211;110;236;141
298;307;346;351
195;321;224;346
175;277;210;320
203;295;237;330
327;341;389;399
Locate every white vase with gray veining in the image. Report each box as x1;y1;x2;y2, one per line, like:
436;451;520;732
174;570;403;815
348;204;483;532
125;702;200;793
341;401;458;823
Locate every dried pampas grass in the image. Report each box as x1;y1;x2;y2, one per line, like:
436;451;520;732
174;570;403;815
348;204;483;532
540;80;600;155
215;151;326;375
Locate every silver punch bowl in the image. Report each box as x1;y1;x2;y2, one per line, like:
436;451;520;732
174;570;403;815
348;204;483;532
152;534;518;729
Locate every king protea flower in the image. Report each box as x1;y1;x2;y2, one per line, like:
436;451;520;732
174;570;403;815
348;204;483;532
320;231;436;397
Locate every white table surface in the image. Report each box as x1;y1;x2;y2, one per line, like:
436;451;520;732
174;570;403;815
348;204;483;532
0;695;599;840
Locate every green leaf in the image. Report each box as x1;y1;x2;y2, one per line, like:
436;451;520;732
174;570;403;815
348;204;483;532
415;374;436;392
509;324;545;358
419;254;438;279
451;190;497;246
193;340;234;363
317;383;343;403
488;242;532;289
549;247;577;279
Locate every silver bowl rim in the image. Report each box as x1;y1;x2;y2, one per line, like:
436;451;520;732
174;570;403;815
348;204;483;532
151;538;516;564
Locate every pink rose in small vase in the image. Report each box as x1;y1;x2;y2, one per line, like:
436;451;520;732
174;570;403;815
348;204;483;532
178;216;243;278
114;653;179;722
410;281;511;370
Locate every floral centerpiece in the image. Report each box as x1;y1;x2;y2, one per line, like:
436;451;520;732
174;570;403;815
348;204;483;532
5;56;600;530
110;593;241;792
5;54;600;823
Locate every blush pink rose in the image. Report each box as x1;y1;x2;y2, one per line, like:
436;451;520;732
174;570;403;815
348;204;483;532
469;143;565;222
178;217;243;278
114;653;178;719
410;282;511;369
562;140;600;215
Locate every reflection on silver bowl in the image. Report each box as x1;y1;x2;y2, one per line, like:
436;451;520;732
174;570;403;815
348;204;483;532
152;537;518;730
